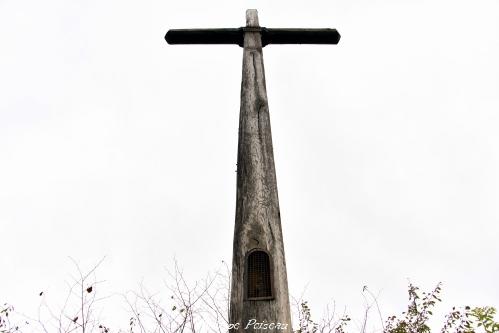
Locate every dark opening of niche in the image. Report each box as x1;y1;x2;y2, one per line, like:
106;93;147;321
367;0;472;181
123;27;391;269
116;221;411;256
247;250;272;299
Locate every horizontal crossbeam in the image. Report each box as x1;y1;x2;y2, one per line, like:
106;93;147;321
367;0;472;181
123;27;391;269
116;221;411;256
165;28;340;47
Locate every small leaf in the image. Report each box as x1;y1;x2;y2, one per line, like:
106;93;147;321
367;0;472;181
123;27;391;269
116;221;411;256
73;316;78;323
86;286;93;293
39;292;43;296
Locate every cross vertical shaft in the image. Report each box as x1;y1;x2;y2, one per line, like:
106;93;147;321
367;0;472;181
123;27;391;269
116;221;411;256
229;9;292;332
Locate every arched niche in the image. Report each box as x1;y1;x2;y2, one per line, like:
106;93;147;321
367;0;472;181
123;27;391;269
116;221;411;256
245;249;274;300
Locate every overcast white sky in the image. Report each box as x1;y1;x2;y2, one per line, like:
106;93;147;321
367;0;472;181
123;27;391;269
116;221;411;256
1;0;498;330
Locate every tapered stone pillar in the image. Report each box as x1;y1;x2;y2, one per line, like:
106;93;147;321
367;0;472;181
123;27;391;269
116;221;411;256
229;9;292;332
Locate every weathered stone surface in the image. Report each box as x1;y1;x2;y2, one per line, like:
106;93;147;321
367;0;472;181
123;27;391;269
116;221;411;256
229;9;292;332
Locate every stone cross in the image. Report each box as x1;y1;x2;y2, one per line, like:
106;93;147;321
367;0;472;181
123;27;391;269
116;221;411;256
165;9;340;332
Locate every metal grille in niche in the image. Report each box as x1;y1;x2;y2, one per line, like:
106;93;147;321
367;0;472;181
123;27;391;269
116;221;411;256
247;250;272;298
